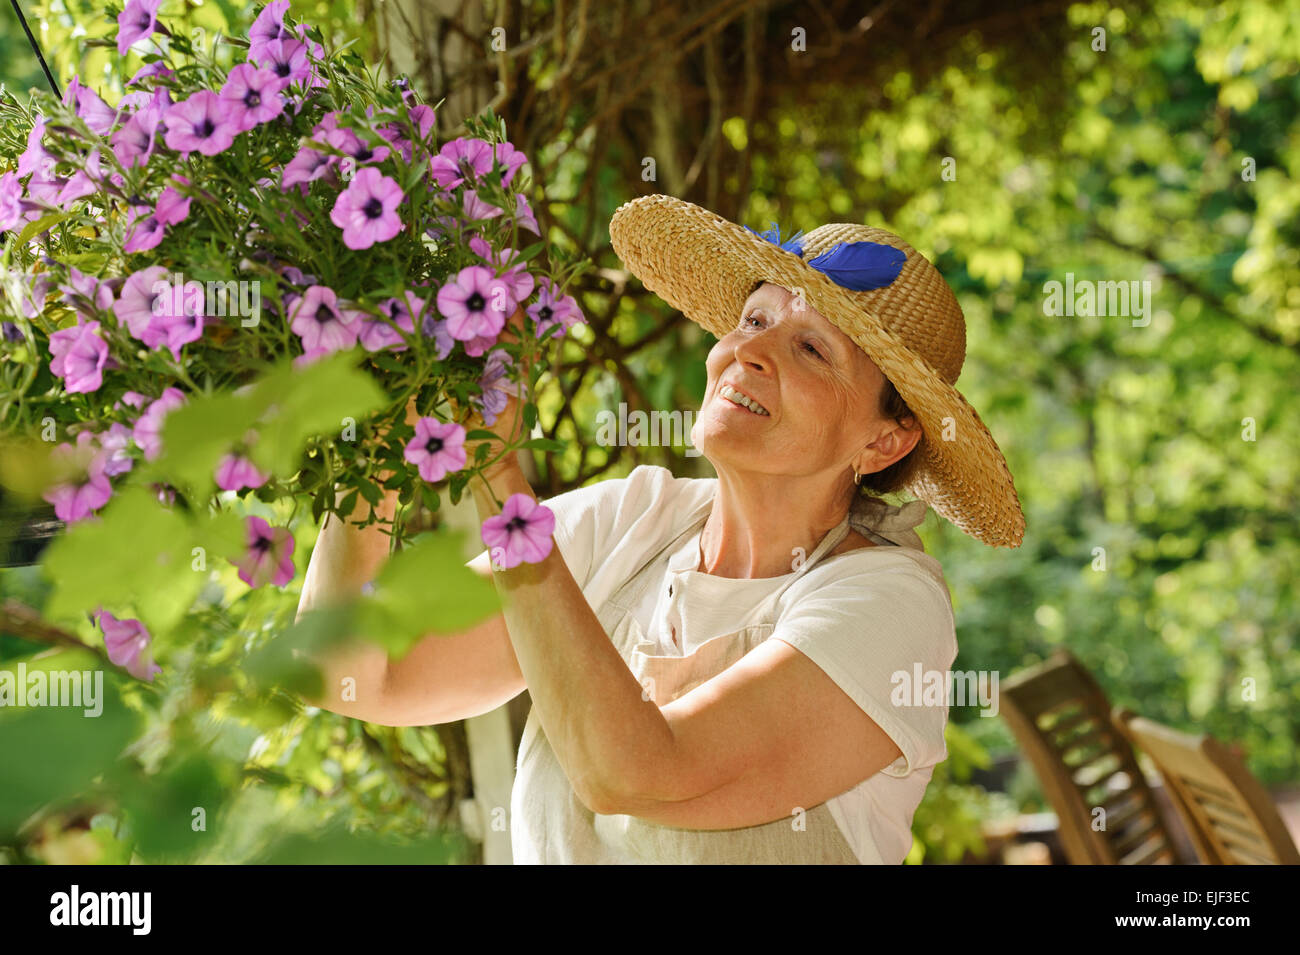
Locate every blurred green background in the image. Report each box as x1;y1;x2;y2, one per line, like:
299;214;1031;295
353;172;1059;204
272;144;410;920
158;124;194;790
1;0;1296;864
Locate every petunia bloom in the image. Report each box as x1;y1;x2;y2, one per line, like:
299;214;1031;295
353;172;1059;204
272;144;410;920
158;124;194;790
480;494;555;569
113;267;205;361
436;265;512;345
117;0;164;56
428;137;495;190
358;291;420;352
474;349;521;427
329;167;403;250
163;91;239;158
251;38;312;89
132;386;186;461
220;63;286;132
48;320;110;393
236;515;295;587
492;141;529;186
96;609;162;682
63;76;119;136
96;422;136;478
42;441;112;523
529;277;586;340
403;417;467;483
215;452;270;491
288;285;363;353
110;88;169;169
280;144;333;189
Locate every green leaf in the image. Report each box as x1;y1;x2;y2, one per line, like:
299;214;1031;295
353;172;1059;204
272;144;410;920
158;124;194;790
252;819;470;864
353;528;498;656
145;390;262;496
13;212;73;248
247;352;387;476
40;486;215;635
0;666;138;838
518;437;564;452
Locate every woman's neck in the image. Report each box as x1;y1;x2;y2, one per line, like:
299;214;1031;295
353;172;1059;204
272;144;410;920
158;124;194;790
694;474;871;579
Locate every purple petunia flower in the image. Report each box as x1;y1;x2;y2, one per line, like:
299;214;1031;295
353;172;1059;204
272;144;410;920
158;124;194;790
110;88;169;169
55;149;108;208
96;422;136;477
420;311;455;360
468;236;535;306
358;291;420;353
529;277;586;340
17;273;54;319
96;609;162;682
288;285;362;353
63;76;119;136
132;386;186;461
515;192;540;235
329;167;403;250
251;38;313;89
462;188;504;223
42;436;112;523
113;267;205;361
163;91;239;158
408;104;436;141
123;179;193;253
117;0;164;56
474;349;522;427
220;63;286;132
127;59;173;88
280;144;333;189
429;137;495;190
236;515;296;587
48;320;110;393
436;265;512;344
480;494;555;569
0;171;34;232
492;141;529;187
215;452;269;491
17;118;53;179
325;126;390;167
247;0;293;60
404;418;467;483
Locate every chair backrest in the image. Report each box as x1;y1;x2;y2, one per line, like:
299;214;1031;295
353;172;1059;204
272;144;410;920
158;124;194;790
999;648;1187;864
1111;707;1300;865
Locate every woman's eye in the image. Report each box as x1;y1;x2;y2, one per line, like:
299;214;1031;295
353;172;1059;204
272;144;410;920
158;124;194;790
802;341;823;359
741;313;762;327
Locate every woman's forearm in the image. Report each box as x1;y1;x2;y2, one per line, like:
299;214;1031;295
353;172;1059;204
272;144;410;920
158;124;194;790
470;468;675;811
294;482;401;716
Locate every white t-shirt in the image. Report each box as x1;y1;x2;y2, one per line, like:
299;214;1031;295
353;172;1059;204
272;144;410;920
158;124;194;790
540;464;958;864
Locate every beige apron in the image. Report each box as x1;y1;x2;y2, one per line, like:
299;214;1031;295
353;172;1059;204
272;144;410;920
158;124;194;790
510;491;929;864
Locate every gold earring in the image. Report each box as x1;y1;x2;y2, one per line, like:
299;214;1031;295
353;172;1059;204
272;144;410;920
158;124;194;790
853;468;862;486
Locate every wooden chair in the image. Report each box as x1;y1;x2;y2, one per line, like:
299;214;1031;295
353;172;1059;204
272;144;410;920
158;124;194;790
1111;707;1300;865
999;648;1191;864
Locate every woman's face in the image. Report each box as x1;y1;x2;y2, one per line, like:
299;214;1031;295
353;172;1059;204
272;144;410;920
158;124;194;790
692;282;913;483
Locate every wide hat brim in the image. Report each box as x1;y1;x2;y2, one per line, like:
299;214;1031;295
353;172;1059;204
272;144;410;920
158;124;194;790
609;194;1026;548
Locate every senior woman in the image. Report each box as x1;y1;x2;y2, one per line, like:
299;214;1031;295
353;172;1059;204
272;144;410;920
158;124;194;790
298;194;1025;864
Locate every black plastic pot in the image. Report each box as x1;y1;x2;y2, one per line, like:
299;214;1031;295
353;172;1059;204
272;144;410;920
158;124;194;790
0;492;64;568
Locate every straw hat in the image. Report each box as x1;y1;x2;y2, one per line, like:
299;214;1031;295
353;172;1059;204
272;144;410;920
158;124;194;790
608;194;1025;548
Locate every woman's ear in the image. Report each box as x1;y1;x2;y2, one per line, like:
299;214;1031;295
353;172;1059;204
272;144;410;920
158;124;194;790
856;417;922;474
